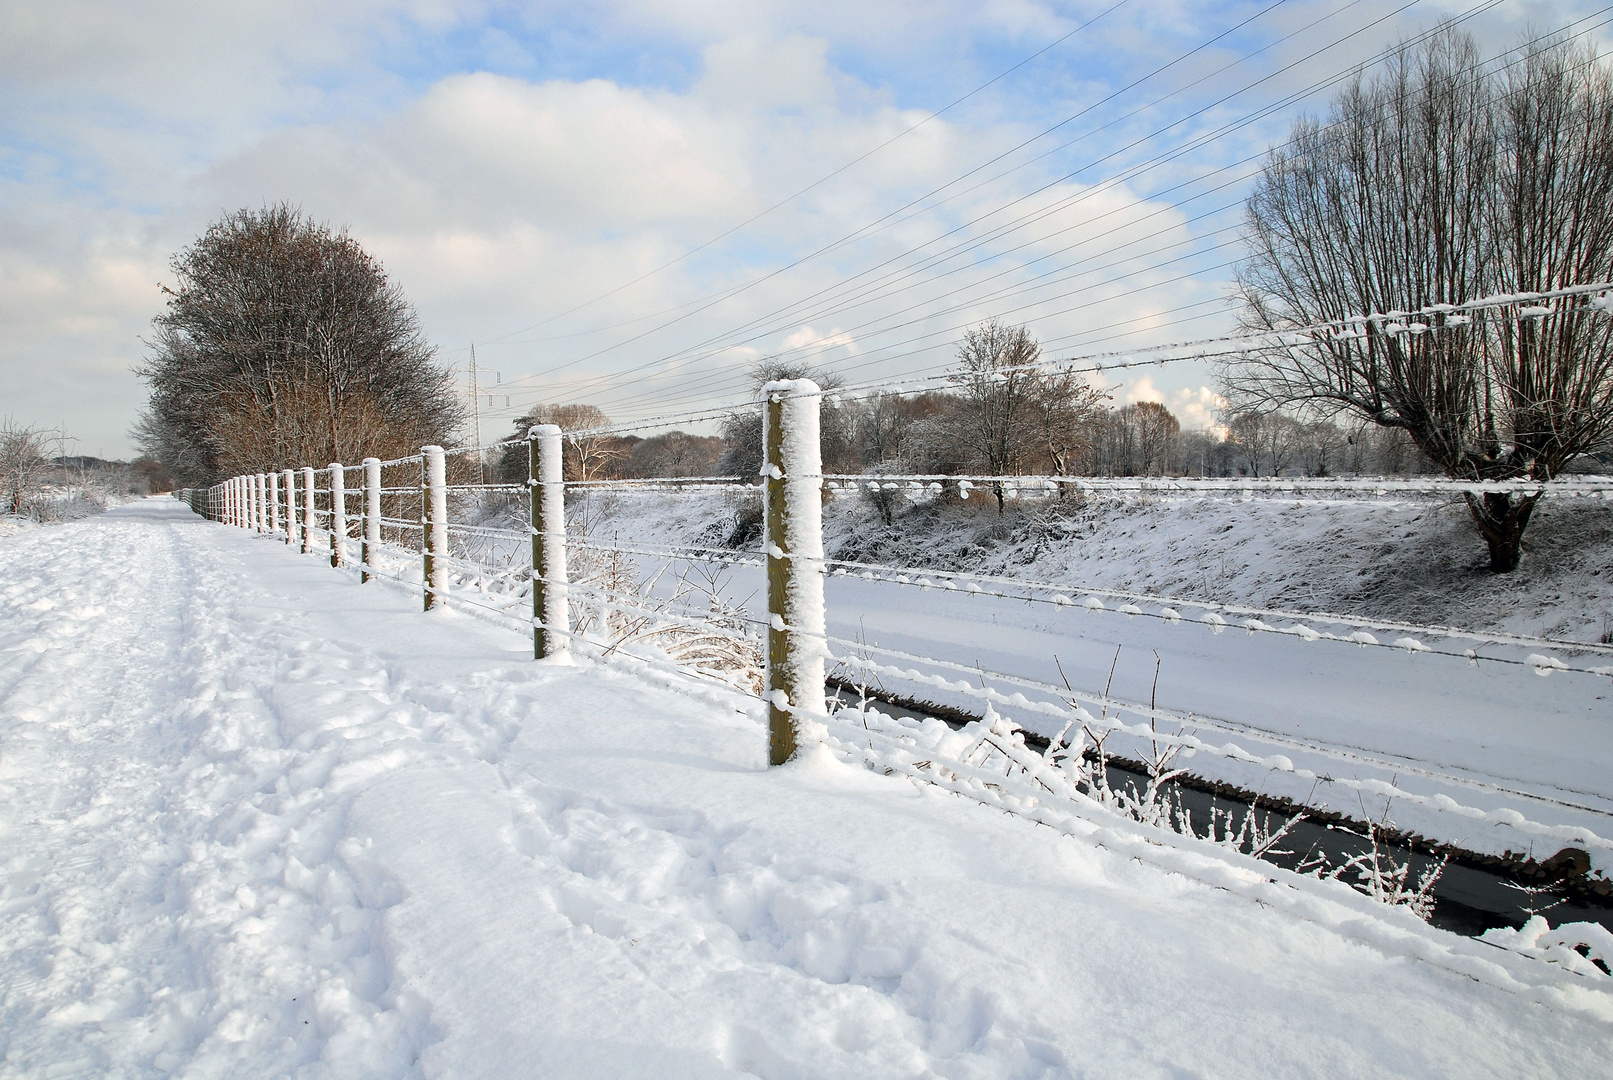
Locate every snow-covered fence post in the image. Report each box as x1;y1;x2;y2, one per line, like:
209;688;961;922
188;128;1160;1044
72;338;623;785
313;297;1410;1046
422;446;447;611
362;457;381;584
233;477;243;528
253;473;266;532
529;424;570;660
763;379;827;766
301;467;317;554
266;471;279;537
329;463;347;568
282;469;296;546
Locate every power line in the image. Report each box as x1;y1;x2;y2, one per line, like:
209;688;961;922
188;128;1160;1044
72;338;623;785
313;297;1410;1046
467;0;1134;350
491;0;1304;389
539;5;1609;418
520;0;1454;412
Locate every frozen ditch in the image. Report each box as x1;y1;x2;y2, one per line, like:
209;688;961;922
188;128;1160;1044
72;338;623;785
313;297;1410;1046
826;681;1613;941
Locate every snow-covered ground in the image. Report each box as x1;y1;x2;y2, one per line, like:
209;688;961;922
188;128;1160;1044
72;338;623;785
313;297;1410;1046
562;488;1613;870
2;498;1610;1076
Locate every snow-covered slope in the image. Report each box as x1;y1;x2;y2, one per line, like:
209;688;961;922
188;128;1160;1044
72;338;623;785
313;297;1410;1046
1;500;1609;1077
579;486;1613;643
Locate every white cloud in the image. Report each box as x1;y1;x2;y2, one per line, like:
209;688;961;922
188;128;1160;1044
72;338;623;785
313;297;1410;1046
1114;376;1224;431
780;325;860;357
1168;385;1227;432
695;34;838;112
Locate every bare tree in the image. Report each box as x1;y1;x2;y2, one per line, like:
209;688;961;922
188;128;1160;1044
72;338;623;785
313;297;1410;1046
856;390;949;468
136;204;462;484
627;431;723;478
1231;30;1613;570
1297;419;1346;476
1;421;63;515
1225;410;1300;477
1131;401;1182;476
497;403;633;482
946;321;1041;511
717;359;852;478
1024;368;1109;478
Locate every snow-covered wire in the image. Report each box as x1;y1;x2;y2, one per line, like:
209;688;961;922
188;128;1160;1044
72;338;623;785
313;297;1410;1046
539;574;771;636
563;477;753;490
441;438;524;458
534;528;1613;668
444;521;529;541
558;402;764;440
535;530;766;568
815;556;1613;666
818;473;1613;497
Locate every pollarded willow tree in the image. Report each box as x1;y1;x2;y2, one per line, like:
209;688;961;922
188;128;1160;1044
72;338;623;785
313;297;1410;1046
1230;30;1613;571
135;204;462;486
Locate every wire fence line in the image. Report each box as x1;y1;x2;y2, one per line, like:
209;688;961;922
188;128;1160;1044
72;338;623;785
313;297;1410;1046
175;376;1613;910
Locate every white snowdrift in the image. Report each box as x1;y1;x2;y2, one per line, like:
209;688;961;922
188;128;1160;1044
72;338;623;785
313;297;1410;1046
0;499;1608;1078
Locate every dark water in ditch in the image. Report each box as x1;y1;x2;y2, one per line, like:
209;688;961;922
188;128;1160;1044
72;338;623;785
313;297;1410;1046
830;687;1613;940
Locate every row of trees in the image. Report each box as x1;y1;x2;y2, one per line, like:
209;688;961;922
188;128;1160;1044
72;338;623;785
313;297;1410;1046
493;318;1447;503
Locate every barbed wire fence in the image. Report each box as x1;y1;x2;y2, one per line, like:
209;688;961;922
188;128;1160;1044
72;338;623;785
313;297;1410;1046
174;295;1613;963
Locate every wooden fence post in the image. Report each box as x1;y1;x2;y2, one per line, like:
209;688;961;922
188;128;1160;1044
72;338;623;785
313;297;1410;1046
282;470;296;546
362;458;381;584
763;378;827;766
329;463;347;568
422;446;447;611
253;473;265;532
529;424;570;660
232;477;242;527
301;467;317;554
266;471;279;537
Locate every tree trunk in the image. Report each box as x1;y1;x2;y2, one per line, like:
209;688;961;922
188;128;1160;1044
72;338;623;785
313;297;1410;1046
1463;491;1537;573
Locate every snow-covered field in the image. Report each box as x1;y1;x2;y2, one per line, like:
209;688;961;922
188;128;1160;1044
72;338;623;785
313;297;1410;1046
1;498;1610;1077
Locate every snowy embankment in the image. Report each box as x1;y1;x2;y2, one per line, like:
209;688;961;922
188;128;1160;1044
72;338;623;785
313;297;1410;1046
1;499;1610;1077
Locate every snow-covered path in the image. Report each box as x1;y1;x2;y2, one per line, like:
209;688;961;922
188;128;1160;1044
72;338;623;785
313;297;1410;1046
2;500;1609;1078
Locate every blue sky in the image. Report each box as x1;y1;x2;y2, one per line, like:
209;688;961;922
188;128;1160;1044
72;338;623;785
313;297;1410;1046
1;0;1602;457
